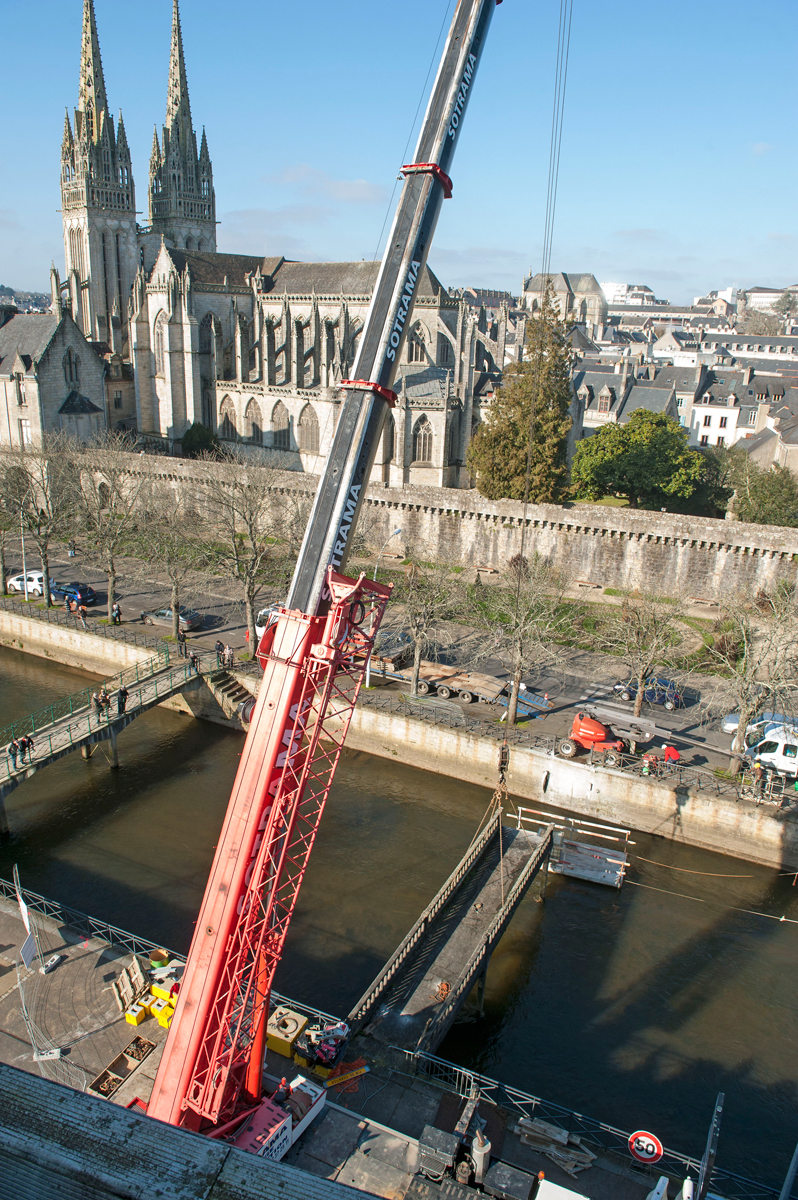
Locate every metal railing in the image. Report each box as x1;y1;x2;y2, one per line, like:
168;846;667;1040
0;651;218;783
0;593;169;653
394;1048;790;1200
347;811;503;1033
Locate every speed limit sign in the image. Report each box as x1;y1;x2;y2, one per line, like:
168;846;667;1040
628;1130;664;1163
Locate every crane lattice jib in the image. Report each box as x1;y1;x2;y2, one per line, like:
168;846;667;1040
147;0;500;1131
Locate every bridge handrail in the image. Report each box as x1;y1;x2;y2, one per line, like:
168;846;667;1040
347;811;502;1032
394;1048;787;1200
418;827;553;1052
0;593;168;652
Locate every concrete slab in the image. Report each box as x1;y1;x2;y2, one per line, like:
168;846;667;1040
336;1148;411;1199
299;1108;365;1169
287;1149;340;1180
387;1087;441;1140
360;1129;418;1174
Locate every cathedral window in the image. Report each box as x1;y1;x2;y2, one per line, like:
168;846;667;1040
408;329;426;363
63;347;80;384
219;396;237;440
412;415;433;463
438;337;453;365
298;404;320;454
154;312;167;375
272;401;290;450
245;399;263;444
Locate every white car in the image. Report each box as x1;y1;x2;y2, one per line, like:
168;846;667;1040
255;603;282;643
7;571;45;596
747;725;798;777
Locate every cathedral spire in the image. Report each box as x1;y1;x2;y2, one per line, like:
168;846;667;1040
165;0;193;140
78;0;108;142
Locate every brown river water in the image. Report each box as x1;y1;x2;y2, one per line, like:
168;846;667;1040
0;643;796;1186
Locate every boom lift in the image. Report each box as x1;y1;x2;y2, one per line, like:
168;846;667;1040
147;0;501;1135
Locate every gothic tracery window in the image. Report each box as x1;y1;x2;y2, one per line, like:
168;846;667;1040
219;396;237;440
272;401;290;450
408;328;426;363
154;312;167;375
63;347;80;384
413;415;433;463
245;399;263;444
298;404;320;454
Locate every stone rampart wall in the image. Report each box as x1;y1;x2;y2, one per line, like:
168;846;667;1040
120;453;798;599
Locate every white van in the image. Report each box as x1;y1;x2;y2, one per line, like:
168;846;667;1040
747;725;798;777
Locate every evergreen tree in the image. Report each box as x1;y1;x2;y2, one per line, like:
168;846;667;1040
571;409;703;509
467;283;572;502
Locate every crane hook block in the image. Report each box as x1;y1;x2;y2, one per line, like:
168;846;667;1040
400;162;453;199
340;380;398;408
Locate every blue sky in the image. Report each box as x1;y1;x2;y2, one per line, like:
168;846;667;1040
3;0;796;303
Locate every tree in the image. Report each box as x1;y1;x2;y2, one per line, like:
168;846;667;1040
713;447;798;527
196;448;284;650
467;283;572;502
738;309;781;335
701;587;798;773
392;559;462;697
181;422;219;459
468;555;573;724
134;480;203;641
599;591;685;721
0;477;14;597
77;433;148;620
1;432;79;607
773;291;798;319
571;410;704;509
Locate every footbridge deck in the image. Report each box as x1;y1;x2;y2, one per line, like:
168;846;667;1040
0;651;249;824
348;812;553;1055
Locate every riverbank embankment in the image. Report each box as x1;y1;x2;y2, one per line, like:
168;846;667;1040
2;607;795;870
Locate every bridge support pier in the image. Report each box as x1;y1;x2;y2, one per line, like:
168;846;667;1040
476;961;489;1017
81;744;95;760
0;796;9;841
108;727;119;770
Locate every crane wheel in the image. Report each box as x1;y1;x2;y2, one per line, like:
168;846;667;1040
558;739;577;758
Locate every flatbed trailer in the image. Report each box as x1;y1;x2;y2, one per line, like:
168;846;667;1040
368;658;553;718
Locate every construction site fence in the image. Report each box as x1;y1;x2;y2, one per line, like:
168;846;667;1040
356;691;766;805
395;1048;789;1200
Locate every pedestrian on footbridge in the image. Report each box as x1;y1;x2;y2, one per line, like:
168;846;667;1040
7;739;19;770
117;686;129;715
92;691;102;719
18;735;32;764
189;651;200;674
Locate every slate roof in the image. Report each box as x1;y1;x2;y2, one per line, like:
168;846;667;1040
620;384;675;419
523;271;603;296
59;390;103;415
0;314;58;373
395;363;451;403
268;259;447;299
163;250;267;286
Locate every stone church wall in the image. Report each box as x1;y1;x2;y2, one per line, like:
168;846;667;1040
120;453;798;600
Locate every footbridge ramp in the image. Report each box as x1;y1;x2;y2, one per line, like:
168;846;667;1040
348;812;553;1054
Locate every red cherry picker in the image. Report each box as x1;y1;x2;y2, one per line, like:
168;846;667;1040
146;0;502;1139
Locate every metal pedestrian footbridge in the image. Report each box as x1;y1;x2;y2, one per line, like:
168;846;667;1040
0;650;252;833
347;811;554;1055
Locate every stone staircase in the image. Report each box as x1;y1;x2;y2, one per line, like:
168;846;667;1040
205;671;257;725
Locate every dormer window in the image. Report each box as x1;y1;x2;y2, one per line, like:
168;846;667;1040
597;393;611;414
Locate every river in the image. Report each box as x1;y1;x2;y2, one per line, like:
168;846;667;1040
0;644;795;1186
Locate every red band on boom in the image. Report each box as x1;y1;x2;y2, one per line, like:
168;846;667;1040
400;162;453;199
341;379;397;408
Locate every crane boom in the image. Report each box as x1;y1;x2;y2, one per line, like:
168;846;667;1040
147;0;500;1133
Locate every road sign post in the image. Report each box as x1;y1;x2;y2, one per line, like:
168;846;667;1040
629;1130;664;1164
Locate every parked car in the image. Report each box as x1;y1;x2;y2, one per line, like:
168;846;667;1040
722;710;796;737
141;605;203;632
746;725;798;778
7;571;46;596
50;581;97;606
612;676;683;711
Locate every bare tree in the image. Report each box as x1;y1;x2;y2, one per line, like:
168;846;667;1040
1;433;79;608
78;433;148;620
134;479;203;641
468;555;573;724
393;558;463;697
0;476;13;596
700;587;798;773
195;448;286;651
599;591;686;718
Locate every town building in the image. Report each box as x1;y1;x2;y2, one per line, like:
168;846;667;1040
521;272;607;325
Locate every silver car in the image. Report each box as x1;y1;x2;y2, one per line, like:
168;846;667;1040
722;711;795;736
141;605;203;632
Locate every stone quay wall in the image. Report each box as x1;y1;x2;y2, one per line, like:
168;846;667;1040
119;453;798;600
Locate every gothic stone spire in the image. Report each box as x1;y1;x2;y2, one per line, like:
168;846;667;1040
166;0;193;144
78;0;108;143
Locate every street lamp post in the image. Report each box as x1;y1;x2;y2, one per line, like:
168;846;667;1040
365;527;402;689
19;510;28;602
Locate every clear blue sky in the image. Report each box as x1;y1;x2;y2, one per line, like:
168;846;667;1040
3;0;796;303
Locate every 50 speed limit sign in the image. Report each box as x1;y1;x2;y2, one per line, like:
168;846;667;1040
628;1130;664;1163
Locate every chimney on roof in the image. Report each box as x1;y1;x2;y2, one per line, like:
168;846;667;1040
621;358;629;390
648;364;656;379
742;365;752;384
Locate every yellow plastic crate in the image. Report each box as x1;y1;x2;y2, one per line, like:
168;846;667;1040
125;1004;147;1026
267;1007;308;1058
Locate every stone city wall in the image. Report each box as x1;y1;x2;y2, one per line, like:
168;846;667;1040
123;452;798;600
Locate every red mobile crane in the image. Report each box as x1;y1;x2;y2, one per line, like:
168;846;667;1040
147;0;501;1135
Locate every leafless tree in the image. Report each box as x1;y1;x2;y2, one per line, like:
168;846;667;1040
0;433;80;607
195;448;289;651
77;433;148;620
392;558;463;697
134;479;204;642
0;477;13;596
699;586;798;773
467;555;574;724
599;591;686;719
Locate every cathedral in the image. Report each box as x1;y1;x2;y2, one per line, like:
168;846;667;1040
50;0;519;487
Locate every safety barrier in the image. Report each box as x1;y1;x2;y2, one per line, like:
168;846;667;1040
0;593;169;652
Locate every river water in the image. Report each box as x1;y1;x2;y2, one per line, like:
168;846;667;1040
0;644;796;1186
